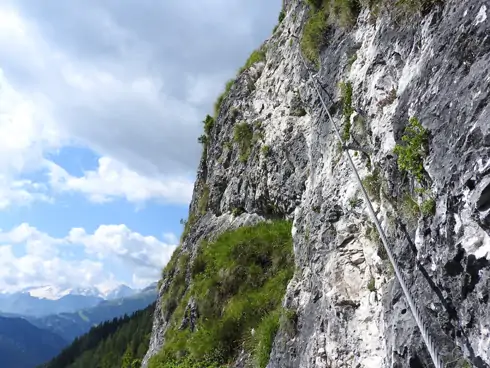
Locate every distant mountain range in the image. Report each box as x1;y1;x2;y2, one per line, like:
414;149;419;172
0;316;67;368
27;283;158;342
0;283;158;368
0;283;143;317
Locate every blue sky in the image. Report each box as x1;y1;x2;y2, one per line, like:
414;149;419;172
0;0;281;293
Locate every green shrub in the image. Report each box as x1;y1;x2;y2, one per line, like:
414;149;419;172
301;7;328;65
180;213;197;244
239;49;266;74
197;134;208;146
367;277;376;292
339;81;354;141
420;197;436;217
366;0;441;16
401;194;420;221
394;0;442;13
214;79;235;117
279;308;298;338
362;168;381;201
261;145;271;157
203;115;215;136
224;141;233;150
149;221;294;368
198;185;210;215
161;252;190;320
233;122;254;162
278;10;286;22
250;311;281;368
331;0;361;27
231;207;245;217
348;196;362;208
306;0;323;9
393;117;429;183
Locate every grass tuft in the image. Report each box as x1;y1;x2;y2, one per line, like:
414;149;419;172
149;221;294;368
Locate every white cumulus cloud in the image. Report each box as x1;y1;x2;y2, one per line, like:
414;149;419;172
47;157;193;204
0;223;177;292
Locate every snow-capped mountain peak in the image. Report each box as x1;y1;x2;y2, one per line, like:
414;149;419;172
103;284;136;300
19;285;105;300
14;284;138;301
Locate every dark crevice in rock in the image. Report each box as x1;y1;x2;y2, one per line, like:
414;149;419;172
477;182;490;212
444;247;465;277
462;255;490;300
408;354;424;368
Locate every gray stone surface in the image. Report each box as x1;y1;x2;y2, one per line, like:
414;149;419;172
143;0;490;367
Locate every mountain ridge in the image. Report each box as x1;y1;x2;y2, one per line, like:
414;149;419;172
0;315;67;368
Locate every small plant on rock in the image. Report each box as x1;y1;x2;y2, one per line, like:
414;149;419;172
367;277;376;292
420;197;436;217
393;117;429;184
339;81;354;141
233;122;254;162
301;7;328;65
362;168;381;202
261;145;271;157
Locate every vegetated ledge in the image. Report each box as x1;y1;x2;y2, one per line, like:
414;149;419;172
148;220;295;368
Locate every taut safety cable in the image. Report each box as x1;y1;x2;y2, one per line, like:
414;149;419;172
293;22;445;368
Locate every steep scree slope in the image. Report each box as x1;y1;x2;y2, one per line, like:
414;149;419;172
144;0;490;367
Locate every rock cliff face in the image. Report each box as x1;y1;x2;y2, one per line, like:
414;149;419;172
143;0;490;367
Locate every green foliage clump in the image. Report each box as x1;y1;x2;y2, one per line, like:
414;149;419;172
198;185;210;215
401;194;420;221
306;0;324;9
233;122;254;162
239;49;266;74
362;168;381;202
301;7;328;65
339;81;354;141
278;10;286;22
366;0;442;17
161;252;190;320
43;304;155;368
261;145;271;157
393;117;429;183
214;79;235;118
331;0;361;27
348;196;362;208
279;308;298;337
180;213;197;244
367;277;376;292
197;134;208;146
420;197;436;217
203;115;215;136
250;311;281;368
197;115;216;150
301;0;362;65
149;221;294;368
231;207;245;217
